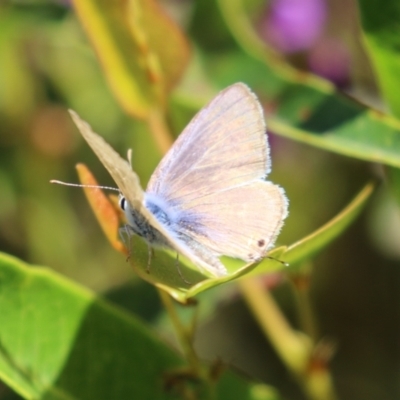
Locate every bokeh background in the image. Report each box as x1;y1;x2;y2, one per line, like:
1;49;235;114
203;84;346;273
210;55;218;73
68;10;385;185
0;0;399;399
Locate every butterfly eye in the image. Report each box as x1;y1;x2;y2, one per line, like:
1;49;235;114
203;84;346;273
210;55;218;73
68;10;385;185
119;195;126;211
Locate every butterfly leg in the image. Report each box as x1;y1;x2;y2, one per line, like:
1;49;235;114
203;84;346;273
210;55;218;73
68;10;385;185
119;224;135;261
146;245;155;273
266;256;289;267
175;253;191;285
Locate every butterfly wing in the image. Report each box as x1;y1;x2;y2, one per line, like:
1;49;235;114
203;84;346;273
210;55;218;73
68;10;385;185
69;110;147;213
147;83;270;198
167;181;288;261
146;83;288;264
70;110;227;276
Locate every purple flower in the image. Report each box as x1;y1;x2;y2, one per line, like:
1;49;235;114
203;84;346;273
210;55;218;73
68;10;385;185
308;38;351;87
260;0;327;53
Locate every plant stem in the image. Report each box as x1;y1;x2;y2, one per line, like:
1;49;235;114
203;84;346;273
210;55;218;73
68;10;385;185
148;107;174;155
158;289;201;374
158;289;217;399
239;277;311;374
289;264;318;341
239;277;337;400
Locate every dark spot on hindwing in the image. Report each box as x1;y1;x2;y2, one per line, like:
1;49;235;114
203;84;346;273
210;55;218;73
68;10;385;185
258;239;265;247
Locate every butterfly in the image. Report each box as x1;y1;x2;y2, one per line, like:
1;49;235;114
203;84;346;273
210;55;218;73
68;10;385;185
68;83;288;277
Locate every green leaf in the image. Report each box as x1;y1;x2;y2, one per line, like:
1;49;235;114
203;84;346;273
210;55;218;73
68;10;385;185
38;17;123;135
358;0;400;118
213;0;400;168
0;253;182;399
71;0;190;119
0;252;278;400
0;10;38;126
357;0;400;205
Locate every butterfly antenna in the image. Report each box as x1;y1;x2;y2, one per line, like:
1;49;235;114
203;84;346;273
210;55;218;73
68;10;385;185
175;253;191;285
50;180;120;192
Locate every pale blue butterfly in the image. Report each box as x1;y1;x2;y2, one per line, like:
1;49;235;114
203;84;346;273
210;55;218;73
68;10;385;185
68;83;288;277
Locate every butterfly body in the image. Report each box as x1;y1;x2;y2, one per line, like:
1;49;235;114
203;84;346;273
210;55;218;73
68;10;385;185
121;192;228;275
119;195;171;249
69;83;288;278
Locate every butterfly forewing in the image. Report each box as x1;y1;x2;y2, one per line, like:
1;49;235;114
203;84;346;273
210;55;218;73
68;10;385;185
69;110;146;212
146;83;269;200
